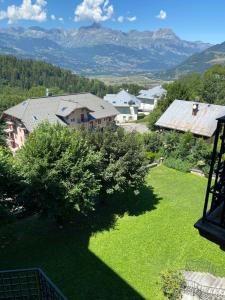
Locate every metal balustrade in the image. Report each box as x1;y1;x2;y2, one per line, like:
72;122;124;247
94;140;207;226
183;279;225;300
0;268;67;300
195;116;225;248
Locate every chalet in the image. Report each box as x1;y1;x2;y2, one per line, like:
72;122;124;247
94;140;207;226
104;90;140;124
2;93;118;152
155;100;225;138
137;85;166;114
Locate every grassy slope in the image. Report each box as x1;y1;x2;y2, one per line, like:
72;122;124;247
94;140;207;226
1;166;225;299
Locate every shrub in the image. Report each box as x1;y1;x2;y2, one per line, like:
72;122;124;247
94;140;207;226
145;151;161;163
164;157;193;173
0;205;14;226
161;270;184;300
143;132;163;153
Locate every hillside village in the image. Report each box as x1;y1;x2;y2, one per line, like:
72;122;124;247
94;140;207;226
0;2;225;297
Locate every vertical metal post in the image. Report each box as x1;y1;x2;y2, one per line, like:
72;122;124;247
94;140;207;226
203;121;221;221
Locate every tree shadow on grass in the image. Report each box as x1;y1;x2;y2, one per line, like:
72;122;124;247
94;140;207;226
86;184;162;234
0;184;160;299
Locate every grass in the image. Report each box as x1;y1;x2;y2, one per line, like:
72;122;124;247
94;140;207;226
1;166;225;299
89;74;164;88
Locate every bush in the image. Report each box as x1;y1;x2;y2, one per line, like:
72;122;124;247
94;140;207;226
145;151;161;163
164;157;193;173
161;270;184;300
0;205;14;226
144;132;163;153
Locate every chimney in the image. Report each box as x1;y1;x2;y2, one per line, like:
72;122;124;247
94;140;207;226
46;88;49;97
192;103;199;116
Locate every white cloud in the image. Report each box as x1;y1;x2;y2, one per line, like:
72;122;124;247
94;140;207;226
156;9;167;20
117;16;124;23
74;0;114;23
117;15;137;23
58;17;63;22
0;0;47;23
50;14;55;20
127;16;136;22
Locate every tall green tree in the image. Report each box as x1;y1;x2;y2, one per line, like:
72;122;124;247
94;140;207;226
16;123;102;220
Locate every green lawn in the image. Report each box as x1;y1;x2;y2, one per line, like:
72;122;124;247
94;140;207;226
1;166;225;299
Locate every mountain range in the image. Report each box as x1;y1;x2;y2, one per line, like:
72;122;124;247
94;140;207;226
159;41;225;79
0;24;211;76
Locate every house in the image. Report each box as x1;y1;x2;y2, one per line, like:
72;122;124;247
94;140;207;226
155;100;225;138
104;90;140;124
1;93;118;152
137;85;166;114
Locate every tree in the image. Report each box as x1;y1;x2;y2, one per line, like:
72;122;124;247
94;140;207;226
16;123;102;220
0;146;20;202
82;127;148;197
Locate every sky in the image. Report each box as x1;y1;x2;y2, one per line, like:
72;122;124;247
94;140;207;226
0;0;224;44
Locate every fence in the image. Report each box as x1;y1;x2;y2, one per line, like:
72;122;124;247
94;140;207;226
0;268;68;300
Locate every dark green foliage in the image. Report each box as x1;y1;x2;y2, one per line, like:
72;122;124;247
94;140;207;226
164;157;193;173
145;151;161;163
144;132;163;153
82;127;148;196
143;131;211;174
161;270;184;300
10;124;148;221
0;147;21;202
16;123;102;219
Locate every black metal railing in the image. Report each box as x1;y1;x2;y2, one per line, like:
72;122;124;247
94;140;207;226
198;117;225;230
183;279;225;300
0;268;67;300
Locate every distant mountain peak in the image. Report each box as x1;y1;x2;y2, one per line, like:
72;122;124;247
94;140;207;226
0;25;212;76
80;22;102;30
153;28;179;39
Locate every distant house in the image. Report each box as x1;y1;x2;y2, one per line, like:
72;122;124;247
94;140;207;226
2;93;118;152
137;85;166;113
155;100;225;138
104;90;140;123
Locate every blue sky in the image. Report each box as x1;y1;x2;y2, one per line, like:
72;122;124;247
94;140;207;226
0;0;224;44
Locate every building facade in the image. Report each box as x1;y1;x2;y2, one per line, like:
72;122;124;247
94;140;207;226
104;90;140;124
2;93;118;152
137;85;166;114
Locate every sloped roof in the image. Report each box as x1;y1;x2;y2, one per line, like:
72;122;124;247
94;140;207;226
155;100;225;137
104;90;140;107
138;85;166;100
3;93;118;132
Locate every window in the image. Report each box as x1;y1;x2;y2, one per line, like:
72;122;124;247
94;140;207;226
81;114;85;122
70;118;75;122
98;119;101;125
109;117;112;122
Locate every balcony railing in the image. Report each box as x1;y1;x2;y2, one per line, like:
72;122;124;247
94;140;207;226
0;268;68;300
195;116;225;248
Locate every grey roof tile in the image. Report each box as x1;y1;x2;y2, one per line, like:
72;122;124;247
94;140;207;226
104;90;140;107
156;100;225;137
3;93;118;132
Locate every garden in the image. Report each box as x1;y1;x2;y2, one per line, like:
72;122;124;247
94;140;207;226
1;166;225;299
